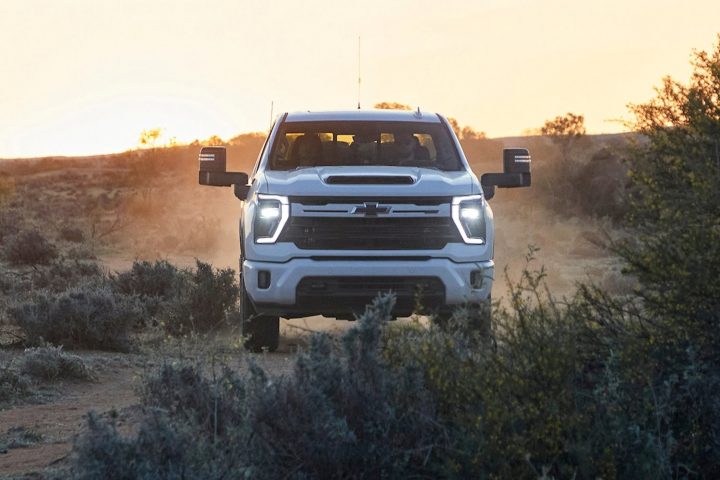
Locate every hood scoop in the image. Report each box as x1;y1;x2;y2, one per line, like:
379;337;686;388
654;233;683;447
325;175;415;185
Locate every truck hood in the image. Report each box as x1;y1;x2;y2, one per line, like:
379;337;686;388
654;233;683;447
260;166;478;197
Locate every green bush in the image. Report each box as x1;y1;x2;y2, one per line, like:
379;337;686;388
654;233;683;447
3;229;58;266
603;38;720;477
388;264;591;477
386;261;715;478
18;345;94;381
618;38;720;359
9;284;145;351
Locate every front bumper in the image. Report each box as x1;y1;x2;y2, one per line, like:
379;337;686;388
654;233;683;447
243;258;493;318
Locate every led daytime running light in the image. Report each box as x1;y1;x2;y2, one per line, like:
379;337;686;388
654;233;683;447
452;194;485;245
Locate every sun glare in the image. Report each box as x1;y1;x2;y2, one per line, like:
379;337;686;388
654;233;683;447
5;92;247;158
1;0;719;157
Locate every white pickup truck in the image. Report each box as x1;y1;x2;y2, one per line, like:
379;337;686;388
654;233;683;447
198;109;531;351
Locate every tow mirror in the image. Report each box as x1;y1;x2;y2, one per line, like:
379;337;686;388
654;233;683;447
198;146;250;199
481;148;532;200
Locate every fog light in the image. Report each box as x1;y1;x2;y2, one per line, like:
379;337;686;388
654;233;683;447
258;270;271;289
470;270;486;289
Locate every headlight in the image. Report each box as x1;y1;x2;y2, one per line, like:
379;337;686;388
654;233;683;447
254;194;289;244
452;195;486;244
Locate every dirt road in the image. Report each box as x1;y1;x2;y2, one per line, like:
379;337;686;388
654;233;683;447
0;343;306;478
0;356;141;477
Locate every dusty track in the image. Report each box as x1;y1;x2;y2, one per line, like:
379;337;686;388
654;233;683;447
0;344;305;477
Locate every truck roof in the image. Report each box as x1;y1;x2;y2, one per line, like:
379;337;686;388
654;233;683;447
284;109;442;123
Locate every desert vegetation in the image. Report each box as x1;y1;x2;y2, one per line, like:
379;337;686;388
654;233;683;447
0;38;718;478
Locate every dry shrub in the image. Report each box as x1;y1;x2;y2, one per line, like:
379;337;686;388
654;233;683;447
9;284;145;352
70;259;720;478
160;261;238;335
60;226;85;243
527;138;629;220
111;260;179;300
110;259;238;334
0;208;23;244
66;244;97;260
0;366;31;403
18;345;94;381
72;295;445;479
0;172;15;206
2;229;58;266
31;259;104;292
0;426;43;451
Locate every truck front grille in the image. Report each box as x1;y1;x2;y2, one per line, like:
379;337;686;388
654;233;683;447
278;217;461;250
296;276;445;315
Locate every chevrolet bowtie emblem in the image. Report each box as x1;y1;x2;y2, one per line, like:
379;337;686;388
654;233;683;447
352;202;391;216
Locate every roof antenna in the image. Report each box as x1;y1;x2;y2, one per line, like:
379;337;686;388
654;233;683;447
269;100;274;129
357;35;361;109
414;107;422;119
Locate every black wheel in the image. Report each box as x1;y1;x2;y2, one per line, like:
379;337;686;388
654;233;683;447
240;267;279;353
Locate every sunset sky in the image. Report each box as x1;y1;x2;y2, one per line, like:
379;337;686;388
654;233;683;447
1;0;719;158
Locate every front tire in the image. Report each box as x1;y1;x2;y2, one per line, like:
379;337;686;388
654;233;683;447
240;270;279;353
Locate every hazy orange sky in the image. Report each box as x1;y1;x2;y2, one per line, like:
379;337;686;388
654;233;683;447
1;0;719;158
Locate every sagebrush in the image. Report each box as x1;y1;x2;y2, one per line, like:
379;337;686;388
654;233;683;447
110;259;238;334
3;229;58;266
9;284;145;351
159;260;238;335
72;295;446;479
18;345;94;381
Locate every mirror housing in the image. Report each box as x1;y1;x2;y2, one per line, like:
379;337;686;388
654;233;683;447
234;183;251;200
198;146;250;199
480;148;532;200
503;148;531;177
199;146;227;173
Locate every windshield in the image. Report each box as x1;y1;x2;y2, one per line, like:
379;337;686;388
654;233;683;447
268;121;463;171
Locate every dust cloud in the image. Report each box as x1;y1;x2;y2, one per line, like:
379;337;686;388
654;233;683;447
4;131;629;331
